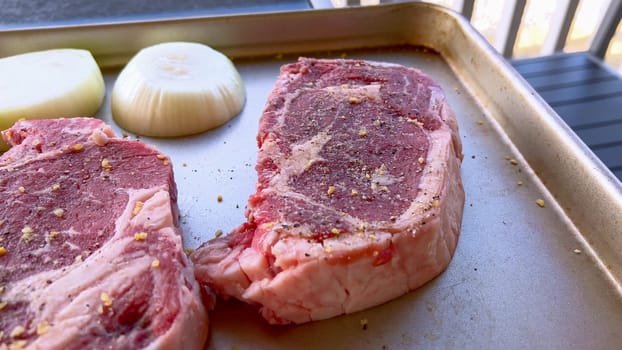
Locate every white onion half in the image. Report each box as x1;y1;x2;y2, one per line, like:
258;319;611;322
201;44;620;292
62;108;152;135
111;42;246;137
0;49;105;149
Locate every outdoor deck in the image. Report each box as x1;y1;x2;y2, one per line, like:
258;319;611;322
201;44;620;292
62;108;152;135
512;52;622;181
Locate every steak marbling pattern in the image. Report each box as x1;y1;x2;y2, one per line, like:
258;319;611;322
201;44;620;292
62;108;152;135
192;58;465;324
0;118;208;349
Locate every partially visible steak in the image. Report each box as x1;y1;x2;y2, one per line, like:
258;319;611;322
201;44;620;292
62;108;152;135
192;58;465;324
0;118;208;349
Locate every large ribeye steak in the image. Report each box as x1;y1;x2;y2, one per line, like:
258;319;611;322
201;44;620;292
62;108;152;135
192;58;465;324
0;118;208;349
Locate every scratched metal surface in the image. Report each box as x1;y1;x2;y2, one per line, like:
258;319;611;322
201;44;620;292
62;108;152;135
2;3;622;349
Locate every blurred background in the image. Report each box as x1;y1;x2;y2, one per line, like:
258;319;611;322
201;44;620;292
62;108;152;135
332;0;622;69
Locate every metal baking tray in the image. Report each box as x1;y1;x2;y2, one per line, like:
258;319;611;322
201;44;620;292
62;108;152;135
2;2;622;349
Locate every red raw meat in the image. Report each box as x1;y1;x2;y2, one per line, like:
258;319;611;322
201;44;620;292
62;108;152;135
192;58;465;324
0;118;208;349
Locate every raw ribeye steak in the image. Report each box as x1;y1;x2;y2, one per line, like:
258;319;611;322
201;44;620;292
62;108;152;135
0;118;208;349
192;57;465;324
